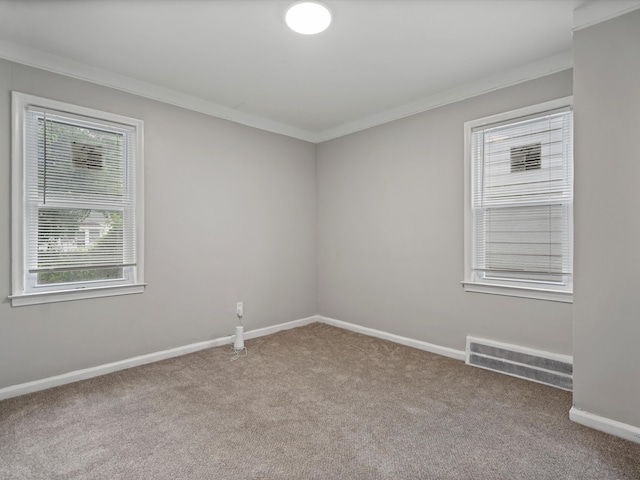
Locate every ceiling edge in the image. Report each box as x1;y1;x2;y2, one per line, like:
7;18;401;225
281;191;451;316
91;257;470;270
315;50;573;143
0;38;318;144
0;38;573;145
573;0;640;31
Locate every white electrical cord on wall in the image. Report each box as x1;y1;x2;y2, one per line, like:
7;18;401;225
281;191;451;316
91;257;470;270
230;303;247;361
230;325;247;361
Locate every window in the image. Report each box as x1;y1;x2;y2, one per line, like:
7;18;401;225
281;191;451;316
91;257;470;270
11;92;144;306
463;97;573;302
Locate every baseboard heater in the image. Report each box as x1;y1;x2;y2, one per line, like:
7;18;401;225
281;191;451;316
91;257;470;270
466;336;573;391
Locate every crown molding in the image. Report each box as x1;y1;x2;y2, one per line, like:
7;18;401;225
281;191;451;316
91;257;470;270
0;37;574;145
573;0;640;32
315;50;573;143
0;39;318;143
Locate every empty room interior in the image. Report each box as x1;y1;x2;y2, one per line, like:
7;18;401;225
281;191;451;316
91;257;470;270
1;1;640;478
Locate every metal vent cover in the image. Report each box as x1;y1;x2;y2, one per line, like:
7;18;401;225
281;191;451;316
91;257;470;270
466;336;572;391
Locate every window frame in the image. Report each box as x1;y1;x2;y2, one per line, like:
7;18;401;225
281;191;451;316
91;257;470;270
10;92;145;306
462;96;573;303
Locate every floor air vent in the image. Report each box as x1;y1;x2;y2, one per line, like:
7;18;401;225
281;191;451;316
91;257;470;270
466;336;573;391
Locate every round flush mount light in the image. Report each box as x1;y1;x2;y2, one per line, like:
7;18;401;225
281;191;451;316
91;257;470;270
285;1;332;35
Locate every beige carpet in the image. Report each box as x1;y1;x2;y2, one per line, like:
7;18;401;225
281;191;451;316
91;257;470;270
1;322;639;479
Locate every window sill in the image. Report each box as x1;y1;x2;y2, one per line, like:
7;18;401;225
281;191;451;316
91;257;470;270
461;281;572;303
9;283;146;307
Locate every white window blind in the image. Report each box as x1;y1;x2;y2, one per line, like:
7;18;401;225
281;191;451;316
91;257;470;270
24;107;138;281
12;92;144;306
471;107;573;282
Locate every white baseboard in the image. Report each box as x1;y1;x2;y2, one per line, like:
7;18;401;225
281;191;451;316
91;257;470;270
242;315;318;341
317;316;465;361
0;315;320;401
570;407;640;444
1;314;463;401
9;313;639;446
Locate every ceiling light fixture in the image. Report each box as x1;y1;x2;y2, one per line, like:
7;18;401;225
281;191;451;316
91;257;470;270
285;1;332;35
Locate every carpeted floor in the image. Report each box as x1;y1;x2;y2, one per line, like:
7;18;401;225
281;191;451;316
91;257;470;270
1;322;639;479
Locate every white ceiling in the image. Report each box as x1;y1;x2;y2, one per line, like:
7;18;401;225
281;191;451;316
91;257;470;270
0;1;633;142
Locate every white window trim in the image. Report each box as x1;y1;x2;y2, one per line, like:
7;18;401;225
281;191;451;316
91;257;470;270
462;96;573;303
10;92;145;306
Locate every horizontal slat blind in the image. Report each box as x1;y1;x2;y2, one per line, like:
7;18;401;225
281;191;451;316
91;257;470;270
471;108;573;277
24;107;137;273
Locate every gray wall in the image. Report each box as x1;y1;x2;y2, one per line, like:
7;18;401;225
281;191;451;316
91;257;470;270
317;70;574;355
572;10;640;428
0;59;317;389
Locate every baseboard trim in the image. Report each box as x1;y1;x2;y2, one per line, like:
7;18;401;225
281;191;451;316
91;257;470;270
570;407;640;444
1;315;466;400
11;314;640;446
317;316;465;361
0;315;319;401
242;315;318;341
